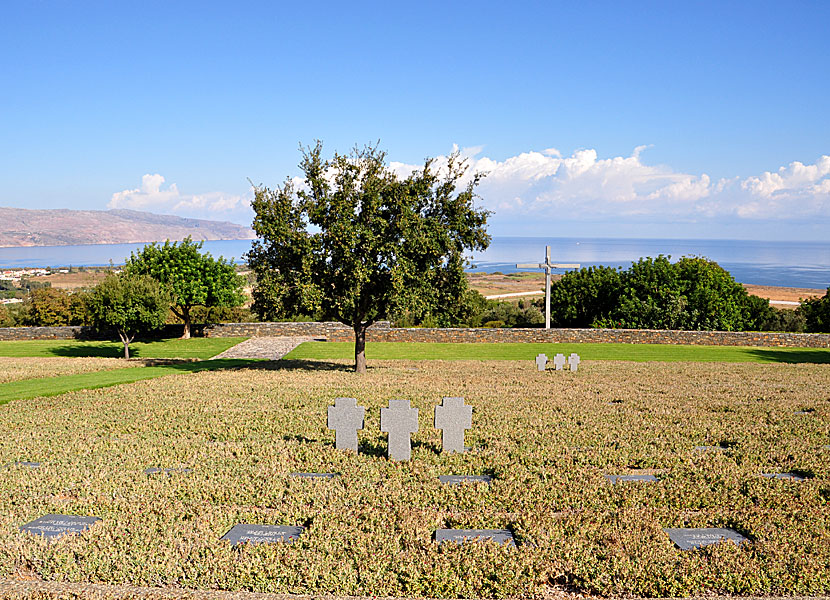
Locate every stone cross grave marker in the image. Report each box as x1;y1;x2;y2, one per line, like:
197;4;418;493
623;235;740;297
436;528;515;547
516;244;580;329
568;353;581;371
434;397;472;454
553;353;566;370
20;514;100;539
664;527;748;550
535;353;548;371
327;397;365;452
380;399;419;461
439;475;492;485
605;474;658;484
222;524;304;546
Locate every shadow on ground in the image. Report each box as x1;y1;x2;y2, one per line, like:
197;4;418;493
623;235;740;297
747;349;830;364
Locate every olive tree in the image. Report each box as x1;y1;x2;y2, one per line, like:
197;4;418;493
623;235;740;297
247;142;490;372
88;273;168;359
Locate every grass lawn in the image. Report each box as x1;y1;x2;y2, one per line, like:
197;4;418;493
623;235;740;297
0;359;828;597
0;337;247;359
0;359;261;406
284;341;830;364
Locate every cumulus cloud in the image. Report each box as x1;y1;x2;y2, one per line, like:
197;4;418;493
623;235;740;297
109;174;252;222
391;148;830;222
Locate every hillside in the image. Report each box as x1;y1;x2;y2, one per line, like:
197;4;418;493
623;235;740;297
0;207;255;247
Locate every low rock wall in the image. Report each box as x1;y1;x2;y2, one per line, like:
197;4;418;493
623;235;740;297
0;322;828;348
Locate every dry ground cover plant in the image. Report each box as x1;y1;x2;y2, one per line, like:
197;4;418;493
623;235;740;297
0;357;142;384
0;360;828;597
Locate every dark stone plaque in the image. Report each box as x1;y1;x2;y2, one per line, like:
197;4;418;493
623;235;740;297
289;472;336;479
664;527;748;550
436;528;515;546
439;475;492;485
761;472;805;481
221;524;304;546
145;467;192;475
20;514;100;539
605;474;658;484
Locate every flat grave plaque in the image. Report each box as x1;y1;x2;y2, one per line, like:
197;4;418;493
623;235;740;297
5;461;40;469
20;514;100;539
761;472;805;481
605;474;658;484
436;528;515;547
289;472;337;479
221;524;304;546
664;527;748;550
439;475;493;485
694;445;725;452
145;467;192;475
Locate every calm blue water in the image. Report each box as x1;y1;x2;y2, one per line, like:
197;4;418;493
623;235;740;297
0;237;827;289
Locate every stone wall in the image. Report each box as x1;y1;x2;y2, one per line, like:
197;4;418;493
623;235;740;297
1;321;828;348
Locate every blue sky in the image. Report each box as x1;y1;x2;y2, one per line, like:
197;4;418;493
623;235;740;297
1;1;828;240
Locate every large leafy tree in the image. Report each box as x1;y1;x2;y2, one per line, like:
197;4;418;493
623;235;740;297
125;237;246;339
248;142;491;372
88;273;168;359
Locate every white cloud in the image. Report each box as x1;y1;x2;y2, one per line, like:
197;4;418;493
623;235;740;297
109;174;252;222
391;148;830;222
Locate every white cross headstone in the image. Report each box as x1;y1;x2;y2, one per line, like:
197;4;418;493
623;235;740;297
535;353;548;371
517;245;580;329
434;397;472;454
553;353;566;370
327;397;365;452
380;399;419;461
568;353;581;372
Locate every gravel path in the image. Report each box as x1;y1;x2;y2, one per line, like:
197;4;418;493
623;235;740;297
212;336;322;360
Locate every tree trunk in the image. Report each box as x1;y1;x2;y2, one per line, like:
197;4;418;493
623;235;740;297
181;306;191;339
354;325;367;373
118;331;132;360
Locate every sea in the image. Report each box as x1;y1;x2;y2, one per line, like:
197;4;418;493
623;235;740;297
0;236;828;289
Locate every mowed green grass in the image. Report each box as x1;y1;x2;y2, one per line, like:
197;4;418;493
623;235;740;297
1;359;828;597
284;341;830;364
0;359;260;405
0;337;247;359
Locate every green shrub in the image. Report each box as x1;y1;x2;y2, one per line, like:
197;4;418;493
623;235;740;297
800;287;830;333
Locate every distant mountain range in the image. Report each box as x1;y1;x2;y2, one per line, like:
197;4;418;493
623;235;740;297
0;207;255;247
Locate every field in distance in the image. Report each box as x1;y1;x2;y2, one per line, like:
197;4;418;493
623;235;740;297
1;359;828;597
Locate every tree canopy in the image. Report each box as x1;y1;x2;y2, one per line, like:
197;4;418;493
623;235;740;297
125;237;246;339
247;142;491;372
88;273;168;358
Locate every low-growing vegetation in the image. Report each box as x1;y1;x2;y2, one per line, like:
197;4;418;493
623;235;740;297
0;360;828;597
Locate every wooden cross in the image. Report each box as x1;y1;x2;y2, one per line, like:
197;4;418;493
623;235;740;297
517;245;579;329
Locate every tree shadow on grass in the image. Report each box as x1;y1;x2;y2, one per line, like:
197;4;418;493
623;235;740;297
746;349;830;364
46;343;127;358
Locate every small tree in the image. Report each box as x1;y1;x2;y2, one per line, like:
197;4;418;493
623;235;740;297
248;142;490;372
88;273;168;359
800;287;830;333
125;237;246;339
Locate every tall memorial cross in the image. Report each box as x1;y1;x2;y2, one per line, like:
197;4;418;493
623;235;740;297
380;399;419;461
517;245;579;329
327;397;365;451
434;397;472;454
